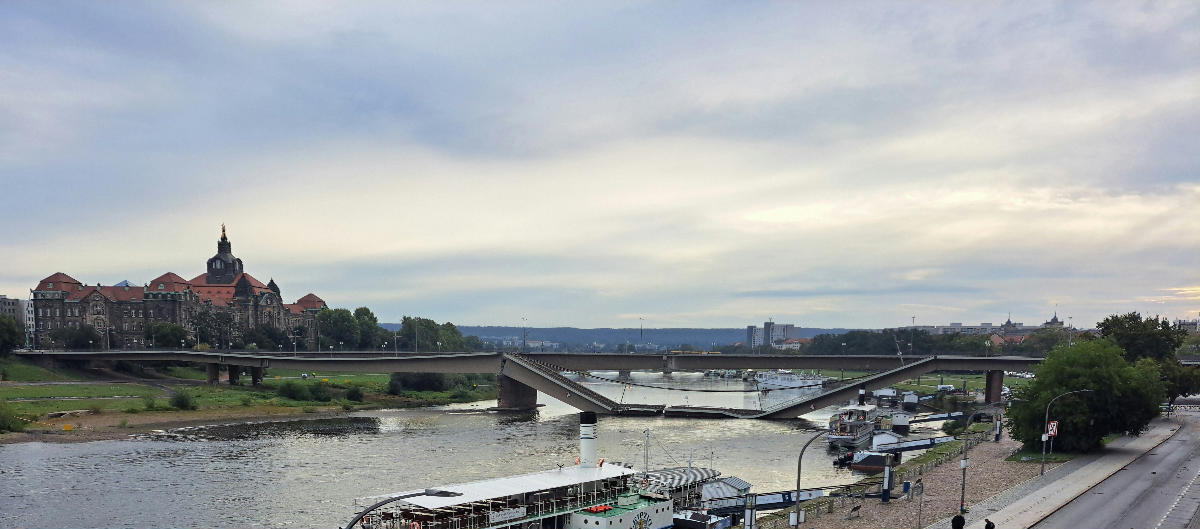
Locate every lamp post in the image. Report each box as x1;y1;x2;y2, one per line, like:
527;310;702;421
1042;389;1093;475
791;429;827;526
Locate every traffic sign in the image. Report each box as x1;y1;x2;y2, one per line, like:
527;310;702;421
1047;420;1059;437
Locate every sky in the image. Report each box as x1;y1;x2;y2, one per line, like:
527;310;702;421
1;1;1198;330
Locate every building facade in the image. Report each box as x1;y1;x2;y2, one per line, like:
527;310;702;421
0;295;28;346
747;321;800;349
30;227;326;349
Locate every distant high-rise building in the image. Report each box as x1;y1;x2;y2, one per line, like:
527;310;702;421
747;321;799;349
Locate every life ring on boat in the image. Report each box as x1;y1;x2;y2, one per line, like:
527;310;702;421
362;515;372;526
411;522;421;529
640;478;649;487
576;457;581;465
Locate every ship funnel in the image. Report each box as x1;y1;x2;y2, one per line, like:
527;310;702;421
858;388;866;405
579;411;598;468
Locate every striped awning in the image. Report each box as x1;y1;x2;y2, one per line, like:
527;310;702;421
645;467;722;493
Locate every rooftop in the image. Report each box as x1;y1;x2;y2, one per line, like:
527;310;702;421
386;464;635;509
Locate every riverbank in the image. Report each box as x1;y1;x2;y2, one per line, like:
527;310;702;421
0;403;356;444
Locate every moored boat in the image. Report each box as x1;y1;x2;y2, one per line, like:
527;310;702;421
826;403;880;449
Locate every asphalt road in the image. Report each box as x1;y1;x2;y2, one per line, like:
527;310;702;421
1033;410;1200;529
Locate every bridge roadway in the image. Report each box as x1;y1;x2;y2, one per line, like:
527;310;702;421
15;349;1040;419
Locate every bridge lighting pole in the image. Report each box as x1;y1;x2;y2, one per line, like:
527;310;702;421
792;429;826;526
1042;389;1093;475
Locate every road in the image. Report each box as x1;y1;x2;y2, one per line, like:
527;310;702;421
1033;410;1200;529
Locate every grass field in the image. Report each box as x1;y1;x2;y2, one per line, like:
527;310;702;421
0;357;89;381
0;383;162;399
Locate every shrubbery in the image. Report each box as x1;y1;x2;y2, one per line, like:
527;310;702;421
346;386;364;402
277;381;312;401
0;402;25;433
170;390;197;410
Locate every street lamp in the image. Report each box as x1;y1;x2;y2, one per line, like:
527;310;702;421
791;429;827;526
1042;389;1093;475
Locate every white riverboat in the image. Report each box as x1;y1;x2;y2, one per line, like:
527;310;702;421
349;413;674;529
752;369;826;390
826;403;880;449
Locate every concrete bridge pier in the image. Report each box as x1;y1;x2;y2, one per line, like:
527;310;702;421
984;369;1005;403
251;367;264;386
206;363;220;385
662;356;675;375
496;374;538;410
227;366;240;385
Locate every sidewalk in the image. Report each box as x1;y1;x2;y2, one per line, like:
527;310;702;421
961;417;1179;529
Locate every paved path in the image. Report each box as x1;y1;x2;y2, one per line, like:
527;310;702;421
957;416;1183;529
1032;411;1200;529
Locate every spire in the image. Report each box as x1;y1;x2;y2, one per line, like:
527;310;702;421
220;223;228;242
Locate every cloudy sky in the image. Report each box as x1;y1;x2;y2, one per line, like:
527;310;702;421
2;2;1197;330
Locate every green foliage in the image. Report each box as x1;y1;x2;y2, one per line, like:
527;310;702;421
192;310;234;349
302;406;317;413
1010;327;1073;357
242;325;292;352
0;402;25;433
1161;360;1200;404
388;372;494;394
0;314;21;356
1097;312;1188;363
142;394;160;410
345;386;364;402
353;307;383;349
145;322;189;349
1008;340;1164;453
0;357;85;381
397;316;465;352
170;390;197;410
48;324;103;350
462;335;486;351
277;381;312;401
308;383;333;402
317;308;360;350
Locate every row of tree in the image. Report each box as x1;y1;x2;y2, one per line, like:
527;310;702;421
1008;312;1200;452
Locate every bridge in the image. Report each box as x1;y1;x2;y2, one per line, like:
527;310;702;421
15;349;1041;419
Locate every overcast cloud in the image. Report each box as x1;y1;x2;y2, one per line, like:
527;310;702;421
1;1;1197;329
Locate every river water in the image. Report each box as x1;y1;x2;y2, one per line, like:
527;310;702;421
1;371;888;528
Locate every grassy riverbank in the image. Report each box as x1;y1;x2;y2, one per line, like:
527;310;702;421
0;357;498;441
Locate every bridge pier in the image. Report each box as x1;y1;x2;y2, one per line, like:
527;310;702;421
496;374;538;410
227;366;240;385
617;370;632;380
251;367;264;386
984;369;1004;403
662;356;675;375
205;363;219;385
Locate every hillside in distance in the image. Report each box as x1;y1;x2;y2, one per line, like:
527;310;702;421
452;326;859;349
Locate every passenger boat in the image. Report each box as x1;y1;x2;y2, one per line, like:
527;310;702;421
348;413;675;529
826;403;880;449
752;369;826;390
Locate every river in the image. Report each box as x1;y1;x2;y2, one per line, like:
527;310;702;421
1;371;886;528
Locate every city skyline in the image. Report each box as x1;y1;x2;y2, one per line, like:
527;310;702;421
2;2;1198;329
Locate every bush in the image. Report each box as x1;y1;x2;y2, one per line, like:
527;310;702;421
240;395;253;406
342;403;354;411
277;381;312;401
389;372;449;393
345;386;364;402
0;402;25;433
309;383;333;402
170;390;197;410
142;395;159;411
88;404;103;415
118;419;129;428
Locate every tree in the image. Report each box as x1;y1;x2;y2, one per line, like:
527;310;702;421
462;335;486;351
353;307;383;349
145;322;189;349
1008;340;1164;453
48;325;103;350
1097;312;1188;363
316;308;359;350
193;310;234;349
1160;360;1200;405
0;314;20;357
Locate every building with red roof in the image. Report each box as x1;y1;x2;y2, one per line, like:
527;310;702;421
31;226;326;349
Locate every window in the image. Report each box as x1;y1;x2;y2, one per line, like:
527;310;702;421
55;308;59;317
149;309;154;318
158;283;164;290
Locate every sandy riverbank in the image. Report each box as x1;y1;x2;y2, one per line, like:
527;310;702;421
0;405;353;444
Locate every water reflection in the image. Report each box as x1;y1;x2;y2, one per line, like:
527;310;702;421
0;372;866;529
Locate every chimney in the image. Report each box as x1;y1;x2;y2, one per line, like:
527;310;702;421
858;388;866;405
579;412;598;468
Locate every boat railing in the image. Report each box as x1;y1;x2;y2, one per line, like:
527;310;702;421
373;488;628;529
